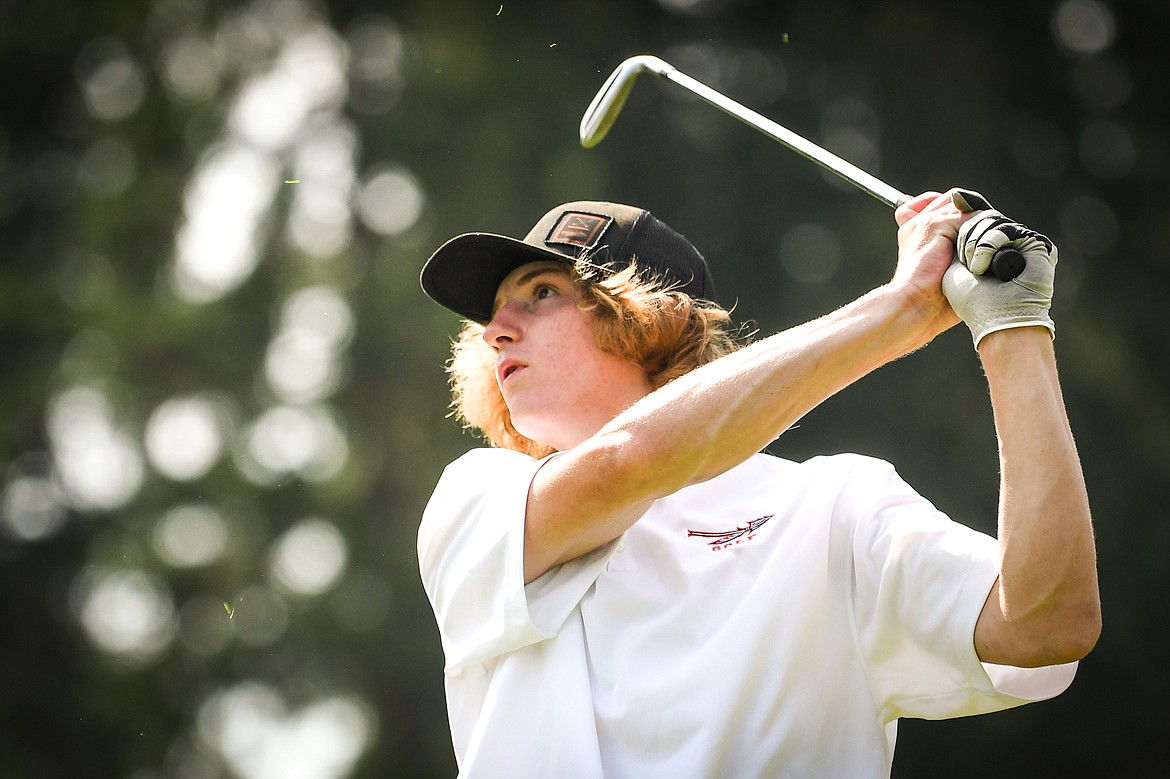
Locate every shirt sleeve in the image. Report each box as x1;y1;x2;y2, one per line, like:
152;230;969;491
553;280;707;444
833;455;1076;722
417;448;617;674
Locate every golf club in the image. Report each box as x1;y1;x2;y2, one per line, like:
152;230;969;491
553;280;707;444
580;55;1025;282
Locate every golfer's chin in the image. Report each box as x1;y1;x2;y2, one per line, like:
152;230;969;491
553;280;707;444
510;410;580;455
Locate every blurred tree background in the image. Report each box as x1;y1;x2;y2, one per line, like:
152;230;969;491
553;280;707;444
1;0;1165;776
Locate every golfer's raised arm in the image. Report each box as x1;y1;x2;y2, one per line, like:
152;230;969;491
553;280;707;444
972;329;1100;666
940;205;1101;666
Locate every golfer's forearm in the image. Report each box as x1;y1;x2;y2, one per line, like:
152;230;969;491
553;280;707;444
974;328;1100;665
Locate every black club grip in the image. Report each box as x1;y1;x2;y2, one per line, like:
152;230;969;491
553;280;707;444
990;247;1026;281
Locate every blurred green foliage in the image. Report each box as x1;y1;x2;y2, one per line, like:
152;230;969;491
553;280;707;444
1;0;1166;776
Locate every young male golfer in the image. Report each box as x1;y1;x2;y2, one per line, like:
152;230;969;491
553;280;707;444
417;190;1100;778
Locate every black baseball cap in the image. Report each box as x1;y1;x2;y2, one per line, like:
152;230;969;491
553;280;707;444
420;201;717;323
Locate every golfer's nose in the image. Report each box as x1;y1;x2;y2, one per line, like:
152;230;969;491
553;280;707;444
482;304;520;349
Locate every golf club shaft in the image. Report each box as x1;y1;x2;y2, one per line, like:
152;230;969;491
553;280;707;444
656;62;907;208
581;56;1026;282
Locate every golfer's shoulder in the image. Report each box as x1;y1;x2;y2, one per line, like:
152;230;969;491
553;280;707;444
439;446;540;482
755;450;902;494
422;448;542;523
419;447;541;559
755;449;894;476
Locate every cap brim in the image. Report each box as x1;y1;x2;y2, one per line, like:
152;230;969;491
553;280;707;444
420;233;575;324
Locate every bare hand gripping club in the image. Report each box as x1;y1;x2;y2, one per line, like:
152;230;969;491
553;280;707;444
579;55;1025;282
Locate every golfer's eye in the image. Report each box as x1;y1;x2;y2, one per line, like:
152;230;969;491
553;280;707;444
533;284;556;301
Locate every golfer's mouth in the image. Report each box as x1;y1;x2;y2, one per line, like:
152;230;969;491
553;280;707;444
498;360;525;384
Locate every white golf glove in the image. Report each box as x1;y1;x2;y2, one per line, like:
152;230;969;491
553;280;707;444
942;190;1058;349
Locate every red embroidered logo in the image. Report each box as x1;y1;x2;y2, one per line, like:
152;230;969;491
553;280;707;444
687;515;774;551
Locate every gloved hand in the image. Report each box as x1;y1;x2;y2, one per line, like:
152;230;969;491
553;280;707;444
942;190;1058;349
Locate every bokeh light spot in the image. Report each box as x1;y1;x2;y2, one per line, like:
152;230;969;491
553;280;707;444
355;165;425;236
287;121;358;257
229;29;348;151
1072;55;1133;110
1052;0;1118;56
171;142;280;303
270;518;348;596
145;395;226;481
198;682;374;779
266;286;354;402
73;567;177;662
1;476;68;541
75;37;148;122
238;404;349;485
48;386;145;512
153;503;229;568
159;34;222;102
345;16;407;115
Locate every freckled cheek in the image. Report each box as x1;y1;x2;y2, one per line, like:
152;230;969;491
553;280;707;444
560;334;610;384
503;316;606;408
559;354;633;410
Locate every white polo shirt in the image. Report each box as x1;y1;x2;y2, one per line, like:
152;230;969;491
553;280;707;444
418;448;1076;778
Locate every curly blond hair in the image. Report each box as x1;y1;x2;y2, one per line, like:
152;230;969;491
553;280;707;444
447;258;744;458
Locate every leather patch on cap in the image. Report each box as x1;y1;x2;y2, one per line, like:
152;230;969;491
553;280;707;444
545;211;612;251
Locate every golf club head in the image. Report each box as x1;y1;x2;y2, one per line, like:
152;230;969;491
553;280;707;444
579;55;672;148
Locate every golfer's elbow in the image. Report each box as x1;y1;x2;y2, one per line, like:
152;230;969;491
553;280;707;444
1057;601;1103;662
1024;601;1102;666
1029;566;1103;664
978;583;1102;667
